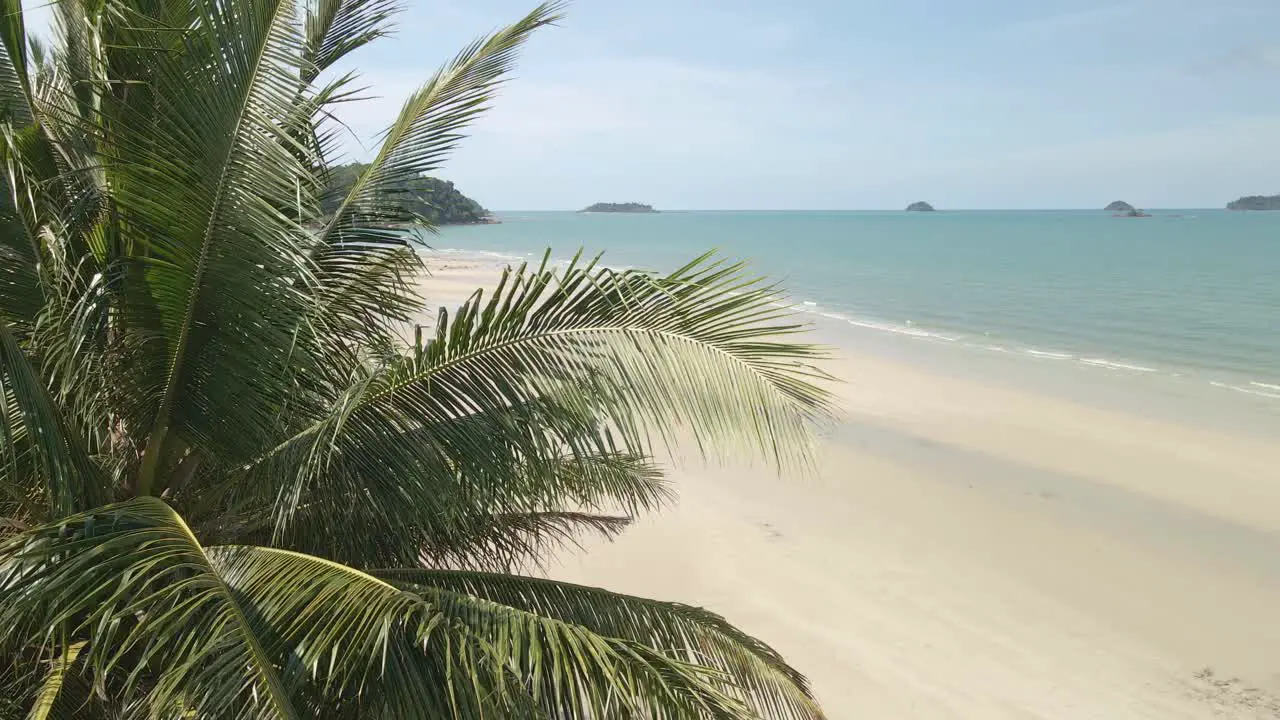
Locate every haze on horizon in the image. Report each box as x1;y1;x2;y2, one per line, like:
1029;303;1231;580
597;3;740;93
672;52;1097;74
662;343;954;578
26;0;1280;210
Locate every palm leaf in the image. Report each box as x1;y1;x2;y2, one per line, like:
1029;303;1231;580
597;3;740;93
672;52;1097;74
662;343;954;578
26;640;86;720
232;254;828;568
0;169;43;328
397;253;831;460
0;121;59;331
1;497;755;718
1;0;834;715
302;0;402;82
324;252;827;472
320;1;561;233
0;498;300;718
0;0;34;126
419;510;634;574
119;0;322;493
229;376;671;567
48;0;101;124
394;578;750;720
302;2;562;361
379;569;827;720
0;321;103;518
225;419;668;569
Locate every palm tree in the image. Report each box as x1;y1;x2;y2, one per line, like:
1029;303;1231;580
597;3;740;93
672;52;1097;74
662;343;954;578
0;0;832;716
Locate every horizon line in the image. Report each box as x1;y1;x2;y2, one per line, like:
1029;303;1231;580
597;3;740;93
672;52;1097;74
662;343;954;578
490;207;1234;213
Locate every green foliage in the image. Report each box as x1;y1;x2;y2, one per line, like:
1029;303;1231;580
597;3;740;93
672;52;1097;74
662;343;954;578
1226;194;1280;211
581;201;658;213
322;162;490;224
0;0;833;716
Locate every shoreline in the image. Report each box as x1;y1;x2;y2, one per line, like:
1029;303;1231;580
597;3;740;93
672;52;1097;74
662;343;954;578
413;253;1280;718
419;246;1280;414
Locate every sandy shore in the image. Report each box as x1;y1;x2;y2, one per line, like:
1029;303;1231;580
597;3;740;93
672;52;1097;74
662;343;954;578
415;258;1280;719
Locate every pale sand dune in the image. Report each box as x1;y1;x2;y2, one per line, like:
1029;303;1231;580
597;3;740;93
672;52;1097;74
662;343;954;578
416;261;1280;719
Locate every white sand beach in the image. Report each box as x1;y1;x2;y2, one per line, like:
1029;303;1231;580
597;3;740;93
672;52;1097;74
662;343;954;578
419;259;1280;719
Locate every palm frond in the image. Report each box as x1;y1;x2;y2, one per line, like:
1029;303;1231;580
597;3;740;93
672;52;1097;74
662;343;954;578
302;0;402;82
49;0;101;124
26;640;86;720
0;321;103;518
337;252;826;469
1;497;304;718
224;544;751;718
320;1;561;231
35;0;109;222
1;1;833;715
420;510;634;573
1;497;754;718
117;0;323;493
0;648;40;718
402;253;830;460
301;2;562;361
0;173;43;328
227;381;671;567
0;0;34;126
393;576;751;720
228;254;828;567
380;569;828;720
0;122;58;331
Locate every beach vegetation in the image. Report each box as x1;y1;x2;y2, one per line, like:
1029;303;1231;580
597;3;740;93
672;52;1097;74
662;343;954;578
0;0;830;716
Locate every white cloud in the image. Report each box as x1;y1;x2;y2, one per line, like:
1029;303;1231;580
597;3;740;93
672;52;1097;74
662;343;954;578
319;0;1280;209
333;52;843;172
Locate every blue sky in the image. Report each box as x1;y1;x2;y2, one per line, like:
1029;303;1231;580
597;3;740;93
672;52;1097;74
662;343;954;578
25;0;1280;208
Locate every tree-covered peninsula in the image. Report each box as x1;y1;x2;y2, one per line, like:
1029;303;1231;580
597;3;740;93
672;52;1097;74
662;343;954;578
323;162;492;224
1227;195;1280;211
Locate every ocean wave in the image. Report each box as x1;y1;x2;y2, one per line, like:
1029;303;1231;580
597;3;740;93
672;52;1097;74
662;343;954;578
1079;358;1158;373
793;300;848;321
428;248;636;273
791;301;965;342
430;247;526;263
783;301;1258;391
1209;381;1280;400
843;317;959;342
1024;349;1074;360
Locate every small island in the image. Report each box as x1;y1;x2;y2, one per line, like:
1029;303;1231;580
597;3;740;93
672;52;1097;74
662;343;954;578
1104;200;1135;212
580;202;658;213
1227;194;1280;211
905;201;935;212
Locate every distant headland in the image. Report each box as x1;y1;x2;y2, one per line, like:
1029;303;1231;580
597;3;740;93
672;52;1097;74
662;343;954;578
322;163;495;225
905;201;935;212
1227;195;1280;211
1104;201;1134;212
580;202;658;213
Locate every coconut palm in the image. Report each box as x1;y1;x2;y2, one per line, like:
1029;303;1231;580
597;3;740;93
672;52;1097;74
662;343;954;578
0;0;832;716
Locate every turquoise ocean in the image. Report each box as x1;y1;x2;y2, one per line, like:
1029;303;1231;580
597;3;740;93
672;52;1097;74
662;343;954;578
433;210;1280;410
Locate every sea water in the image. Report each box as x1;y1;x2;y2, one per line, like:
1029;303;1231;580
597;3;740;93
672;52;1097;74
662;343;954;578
431;210;1280;411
